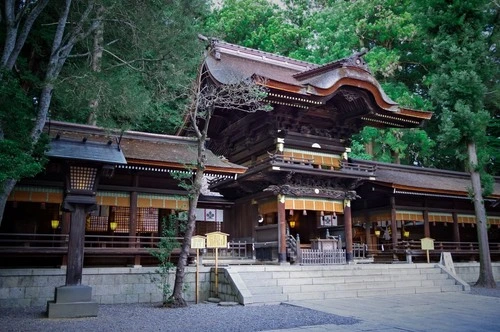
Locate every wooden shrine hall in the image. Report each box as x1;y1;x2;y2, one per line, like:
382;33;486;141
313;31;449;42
200;40;499;263
0;40;499;268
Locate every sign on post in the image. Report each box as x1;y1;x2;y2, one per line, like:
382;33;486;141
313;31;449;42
206;232;229;298
420;237;434;263
190;235;206;304
191;235;206;249
206;231;228;248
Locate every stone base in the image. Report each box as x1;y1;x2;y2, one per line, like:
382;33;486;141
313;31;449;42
46;285;98;318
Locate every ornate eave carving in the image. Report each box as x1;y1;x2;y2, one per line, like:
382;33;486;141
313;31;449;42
264;184;358;201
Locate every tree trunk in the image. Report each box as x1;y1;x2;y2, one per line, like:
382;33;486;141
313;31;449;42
88;5;104;126
0;0;99;226
468;141;496;288
1;0;50;70
0;179;17;226
170;168;203;307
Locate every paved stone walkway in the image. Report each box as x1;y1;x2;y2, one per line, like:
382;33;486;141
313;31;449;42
268;292;500;331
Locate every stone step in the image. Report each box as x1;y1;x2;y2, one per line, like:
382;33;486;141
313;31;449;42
247;293;289;305
241;271;449;286
225;264;465;305
243;278;278;287
246;285;283;295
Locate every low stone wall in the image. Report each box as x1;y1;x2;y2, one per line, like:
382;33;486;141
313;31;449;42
455;262;500;283
0;266;212;308
210;268;240;303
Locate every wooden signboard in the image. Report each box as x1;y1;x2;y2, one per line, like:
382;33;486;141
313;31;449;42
420;237;434;263
206;231;228;248
206;231;229;298
420;237;435;250
190;235;206;304
191;235;206;249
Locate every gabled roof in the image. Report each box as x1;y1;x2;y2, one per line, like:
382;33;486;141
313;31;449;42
47;138;126;165
45;121;246;175
356;159;500;200
204;40;432;127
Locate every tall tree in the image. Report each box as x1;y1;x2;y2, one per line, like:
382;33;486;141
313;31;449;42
169;39;271;307
53;0;207;133
0;0;101;226
418;0;498;287
0;0;209;225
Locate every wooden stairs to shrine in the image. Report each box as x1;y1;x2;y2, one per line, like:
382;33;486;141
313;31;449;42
220;263;470;306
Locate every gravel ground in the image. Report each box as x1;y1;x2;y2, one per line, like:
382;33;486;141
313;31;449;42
0;302;359;332
469;282;500;298
1;283;499;332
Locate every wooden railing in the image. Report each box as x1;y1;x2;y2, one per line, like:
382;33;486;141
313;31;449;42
340;161;376;175
300;249;346;265
270;154;315;168
0;233;253;260
269;154;376;176
0;233;183;255
204;241;250;259
388;240;500;262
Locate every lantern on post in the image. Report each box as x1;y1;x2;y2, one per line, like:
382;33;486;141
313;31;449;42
45;137;126;318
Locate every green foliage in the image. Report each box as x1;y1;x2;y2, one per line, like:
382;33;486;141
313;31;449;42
149;214;181;306
0;72;48;183
350;126;435;166
54;67;151;129
208;0;498;175
423;0;497;177
51;0;208;134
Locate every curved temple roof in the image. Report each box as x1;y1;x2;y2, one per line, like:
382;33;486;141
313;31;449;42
204;40;432;128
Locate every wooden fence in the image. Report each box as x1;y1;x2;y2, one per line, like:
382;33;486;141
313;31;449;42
300;249;346;265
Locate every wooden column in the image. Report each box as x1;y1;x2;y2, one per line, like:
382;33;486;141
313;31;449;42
452;211;460;243
62;211;71;234
61;212;71;266
129;174;138;247
66;205;86;286
363;202;372;253
344;199;353;262
277;194;287;263
129;174;139;266
129;192;138;241
423;209;430;238
390;196;397;253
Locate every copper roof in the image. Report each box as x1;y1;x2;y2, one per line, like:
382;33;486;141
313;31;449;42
204;40;432;125
357;159;500;199
45;121;246;174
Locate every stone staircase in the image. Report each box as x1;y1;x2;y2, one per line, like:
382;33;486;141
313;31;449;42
220;263;470;306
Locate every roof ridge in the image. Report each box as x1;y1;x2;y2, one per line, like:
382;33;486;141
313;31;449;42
47;120;198;144
212;40;316;71
354;159;473;178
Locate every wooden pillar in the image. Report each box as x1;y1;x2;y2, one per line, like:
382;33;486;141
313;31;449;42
129;174;139;266
423;209;430;238
129;174;138;247
66;205;86;286
390;196;397;252
129;192;138;240
452;211;460;242
61;212;71;267
62;211;71;234
363;202;372;252
277;194;287;263
344;199;353;262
